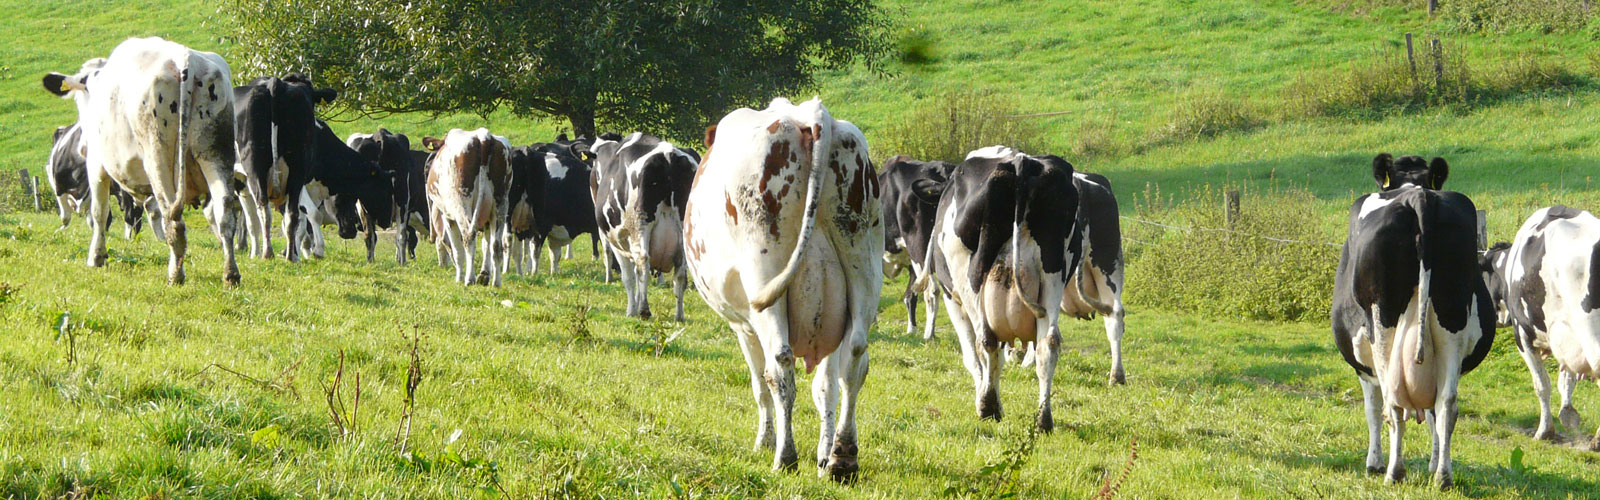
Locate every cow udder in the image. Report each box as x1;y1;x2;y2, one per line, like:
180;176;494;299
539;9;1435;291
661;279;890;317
787;231;849;373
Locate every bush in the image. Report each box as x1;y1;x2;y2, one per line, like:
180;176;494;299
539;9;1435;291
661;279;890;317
1148;86;1262;144
896;26;938;65
1441;0;1599;35
1282;43;1584;119
875;89;1044;163
1123;183;1340;323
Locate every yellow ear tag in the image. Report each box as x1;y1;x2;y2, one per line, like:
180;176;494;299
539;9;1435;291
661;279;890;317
1383;172;1390;189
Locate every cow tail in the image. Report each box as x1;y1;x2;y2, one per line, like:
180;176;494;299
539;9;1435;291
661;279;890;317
1412;192;1433;365
1012;220;1048;319
910;224;938;295
169;63;190;218
750;118;830;312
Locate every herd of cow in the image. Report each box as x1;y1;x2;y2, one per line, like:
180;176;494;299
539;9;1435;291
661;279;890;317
28;36;1600;488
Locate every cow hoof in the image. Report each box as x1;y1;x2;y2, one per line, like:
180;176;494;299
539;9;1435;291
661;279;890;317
826;441;860;483
224;271;240;287
1386;465;1406;484
1035;408;1054;434
169;271;185;286
1534;426;1557;442
89;253;106;268
639;308;652;320
1109;370;1126;386
1366;464;1385;476
978;391;1002;422
1560;405;1582;430
775;449;799;472
475;271;490;286
1588;436;1600;452
1435;471;1453;491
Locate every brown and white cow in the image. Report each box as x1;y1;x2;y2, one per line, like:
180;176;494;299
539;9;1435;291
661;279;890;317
911;145;1083;431
683;98;881;480
591;132;699;321
43;37;240;285
423;128;511;286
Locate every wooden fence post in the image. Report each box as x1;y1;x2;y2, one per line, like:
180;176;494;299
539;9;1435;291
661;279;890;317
1405;33;1417;81
1428;0;1438;16
30;176;42;212
1224;189;1241;228
1476;210;1488;251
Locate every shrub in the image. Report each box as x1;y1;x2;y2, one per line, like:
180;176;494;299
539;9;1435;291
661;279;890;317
1148;86;1262;144
1071;117;1123;159
875;89;1044;163
896;26;938;65
1282;43;1584;119
1441;0;1599;35
1123;183;1340;323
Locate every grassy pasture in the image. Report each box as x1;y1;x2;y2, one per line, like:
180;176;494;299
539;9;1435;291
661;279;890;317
4;0;1600;497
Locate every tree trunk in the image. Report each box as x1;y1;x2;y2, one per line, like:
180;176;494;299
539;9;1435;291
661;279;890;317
568;110;597;140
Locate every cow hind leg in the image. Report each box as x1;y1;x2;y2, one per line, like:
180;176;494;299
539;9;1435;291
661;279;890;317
733;325;775;453
1359;377;1385;474
1385;405;1407;483
942;296;989;418
616;253;641;317
979;337;1004;422
811;348;842;476
902;269;919;337
165;212;187;286
1558;369;1582;432
56;195;74;229
85;174;111;268
200;160;239;285
922;286;939;341
1430;390;1459;489
826;323;868;483
750;308;798;471
1518;335;1558;441
1105;302;1127;385
1034;323;1062;433
673;266;687;322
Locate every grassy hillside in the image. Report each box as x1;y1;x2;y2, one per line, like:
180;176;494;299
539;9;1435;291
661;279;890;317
4;0;1600;497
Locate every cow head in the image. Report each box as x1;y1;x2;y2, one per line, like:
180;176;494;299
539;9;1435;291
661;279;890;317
1479;241;1513;328
1372;153;1448;191
350;128;415;212
42;58;109;117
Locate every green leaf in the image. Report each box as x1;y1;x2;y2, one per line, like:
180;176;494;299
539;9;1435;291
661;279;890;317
1510;446;1526;473
250;424;283;449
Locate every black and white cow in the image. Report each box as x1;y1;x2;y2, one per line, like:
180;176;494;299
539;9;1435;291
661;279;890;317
911;145;1083;431
348;128;418;263
232;73;337;261
500;145;549;275
1331;153;1494;488
531;139;601;274
880;155;955;340
43;37;241;285
1482;206;1600;450
591;133;698;320
46;123;153;240
684;97;880;479
405;148;434;262
288;120;396;260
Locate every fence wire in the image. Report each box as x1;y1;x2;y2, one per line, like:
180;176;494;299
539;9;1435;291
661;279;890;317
1119;215;1343;249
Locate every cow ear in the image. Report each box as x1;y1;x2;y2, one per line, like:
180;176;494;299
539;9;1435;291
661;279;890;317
1372;153;1394;190
703;125;718;149
396;133;411;151
910;178;945;203
1429;157;1449;189
422;137;444;152
42;72;83;96
312;88;338;105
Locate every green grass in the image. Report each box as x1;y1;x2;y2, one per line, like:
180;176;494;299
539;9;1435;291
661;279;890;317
5;0;1600;497
2;213;1599;497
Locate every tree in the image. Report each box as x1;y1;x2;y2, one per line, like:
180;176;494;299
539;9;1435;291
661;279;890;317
228;0;888;141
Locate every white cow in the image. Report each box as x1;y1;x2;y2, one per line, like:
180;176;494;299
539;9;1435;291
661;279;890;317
1487;206;1600;450
43;37;240;285
683;98;881;480
424;129;511;286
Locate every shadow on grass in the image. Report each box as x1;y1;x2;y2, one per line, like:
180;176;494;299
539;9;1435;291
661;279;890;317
1265;449;1600;499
